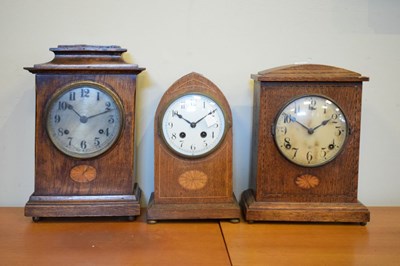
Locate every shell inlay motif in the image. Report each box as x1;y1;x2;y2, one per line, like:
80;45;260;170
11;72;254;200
70;165;97;183
295;174;320;189
178;170;208;190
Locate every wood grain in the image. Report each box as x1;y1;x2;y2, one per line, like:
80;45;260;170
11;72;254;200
0;208;231;266
222;207;400;266
1;207;399;266
153;72;234;204
243;64;370;223
24;45;144;218
148;72;240;221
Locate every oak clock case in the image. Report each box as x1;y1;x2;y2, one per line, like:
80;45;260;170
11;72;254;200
147;72;241;223
241;64;370;224
24;45;145;220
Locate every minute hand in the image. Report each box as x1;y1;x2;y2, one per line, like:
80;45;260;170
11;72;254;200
173;111;192;125
286;113;313;134
194;109;217;125
86;109;114;120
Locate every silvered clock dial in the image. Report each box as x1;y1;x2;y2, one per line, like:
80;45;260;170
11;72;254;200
46;82;123;159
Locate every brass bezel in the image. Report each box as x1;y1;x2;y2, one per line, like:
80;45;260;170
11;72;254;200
45;81;125;159
272;94;349;168
159;91;231;159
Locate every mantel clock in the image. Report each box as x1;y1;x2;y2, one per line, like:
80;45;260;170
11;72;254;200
24;45;145;220
241;64;370;224
147;72;240;223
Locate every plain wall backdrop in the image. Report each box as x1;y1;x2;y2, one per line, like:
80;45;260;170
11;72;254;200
1;0;399;206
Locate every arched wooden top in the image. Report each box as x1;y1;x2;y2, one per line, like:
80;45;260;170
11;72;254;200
155;72;232;121
251;64;369;82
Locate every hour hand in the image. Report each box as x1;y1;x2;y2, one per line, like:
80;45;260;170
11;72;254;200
312;118;331;132
67;104;83;119
172;111;192;125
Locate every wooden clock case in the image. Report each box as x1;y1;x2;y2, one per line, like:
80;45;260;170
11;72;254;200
241;64;370;224
24;45;145;220
147;72;241;222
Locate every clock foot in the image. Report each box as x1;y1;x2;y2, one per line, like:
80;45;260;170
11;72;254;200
360;222;367;226
147;220;157;224
247;220;254;224
32;217;41;222
229;218;240;224
127;216;136;222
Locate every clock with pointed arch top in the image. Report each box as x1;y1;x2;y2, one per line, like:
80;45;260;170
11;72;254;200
241;64;370;224
24;45;145;221
147;72;241;223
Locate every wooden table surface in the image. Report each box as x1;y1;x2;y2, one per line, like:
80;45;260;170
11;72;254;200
222;207;400;266
1;207;399;266
0;208;231;266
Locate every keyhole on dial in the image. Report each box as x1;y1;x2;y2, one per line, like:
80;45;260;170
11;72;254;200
200;131;207;138
179;132;186;138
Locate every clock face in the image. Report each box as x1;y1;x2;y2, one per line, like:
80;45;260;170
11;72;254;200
274;95;348;167
46;82;124;159
160;93;227;158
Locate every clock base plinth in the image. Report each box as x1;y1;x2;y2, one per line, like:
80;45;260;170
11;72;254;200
146;193;241;222
241;189;370;224
24;184;141;219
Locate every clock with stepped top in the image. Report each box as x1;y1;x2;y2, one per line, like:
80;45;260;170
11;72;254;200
24;45;145;221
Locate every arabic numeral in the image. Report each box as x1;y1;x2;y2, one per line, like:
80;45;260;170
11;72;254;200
69;92;76;101
284;137;291;149
291;147;299;159
105;101;111;111
283;113;292;124
108;115;115;124
308;98;317;110
171;133;177;140
80;140;87;150
306;151;313;164
81;88;90;98
58;101;68;110
94;137;100;147
54;115;61;124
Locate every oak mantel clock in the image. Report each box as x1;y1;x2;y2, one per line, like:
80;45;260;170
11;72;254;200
24;45;145;220
147;72;241;223
241;64;370;224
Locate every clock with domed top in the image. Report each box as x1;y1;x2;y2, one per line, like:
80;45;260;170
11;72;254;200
241;64;370;224
24;45;145;220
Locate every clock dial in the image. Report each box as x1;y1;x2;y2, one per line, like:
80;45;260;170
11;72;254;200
274;95;348;167
161;93;227;157
46;82;123;159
